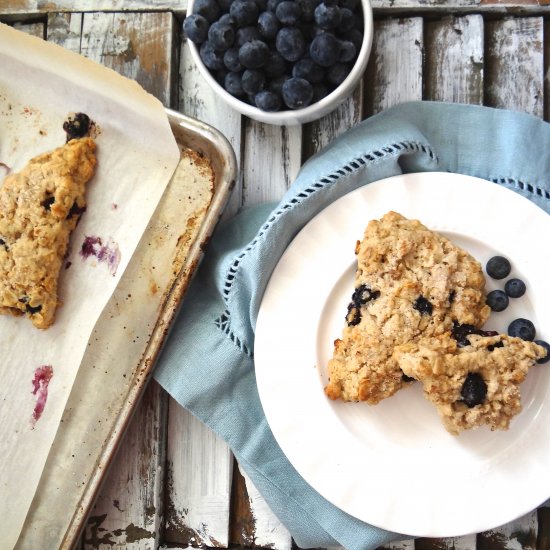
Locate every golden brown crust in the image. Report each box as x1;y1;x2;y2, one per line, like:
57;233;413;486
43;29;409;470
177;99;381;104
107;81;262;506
0;138;97;328
395;334;545;434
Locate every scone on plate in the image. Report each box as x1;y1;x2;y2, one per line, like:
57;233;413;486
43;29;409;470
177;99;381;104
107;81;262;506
0;137;97;329
394;332;546;434
325;211;490;404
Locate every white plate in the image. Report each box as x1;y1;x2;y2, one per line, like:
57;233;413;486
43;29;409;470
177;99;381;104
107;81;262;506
255;172;550;538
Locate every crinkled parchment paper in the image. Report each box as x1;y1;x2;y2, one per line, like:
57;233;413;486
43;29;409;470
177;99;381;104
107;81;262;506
0;23;180;548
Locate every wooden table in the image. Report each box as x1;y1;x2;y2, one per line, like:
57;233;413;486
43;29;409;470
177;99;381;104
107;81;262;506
2;1;550;548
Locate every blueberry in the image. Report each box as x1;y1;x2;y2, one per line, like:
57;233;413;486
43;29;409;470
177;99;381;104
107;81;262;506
486;255;511;280
508;318;536;341
238;40;270;68
535;340;550;364
230;0;259;25
486;289;509;312
460;372;487;408
312;82;329;101
351;284;380;305
214;67;230;85
348;28;364;50
282;77;313;109
413;295;433;315
235;25;262;47
193;0;221;22
276;27;306;62
241;69;266;94
292;57;324;83
337;7;355;32
255;90;282;111
487;340;504;352
275;1;302;25
314;2;341;30
218;0;234;10
254;0;268;10
208;21;235;50
338;40;356;63
340;0;359;9
298;0;321;21
183;14;210;43
218;13;236;26
63;113;91;140
224;47;243;71
309;32;339;66
41;195;56;210
25;303;42;314
263;51;287;78
346;303;361;326
267;0;285;11
504;278;526;298
224;71;245;96
451;321;498;348
200;41;225;70
326;62;351;86
268;74;290;95
258;11;280;39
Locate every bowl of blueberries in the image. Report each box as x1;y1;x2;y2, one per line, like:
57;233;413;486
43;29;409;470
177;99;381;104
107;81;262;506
183;0;373;125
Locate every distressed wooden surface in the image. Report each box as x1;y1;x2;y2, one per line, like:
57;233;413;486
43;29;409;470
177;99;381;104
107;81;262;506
4;8;550;550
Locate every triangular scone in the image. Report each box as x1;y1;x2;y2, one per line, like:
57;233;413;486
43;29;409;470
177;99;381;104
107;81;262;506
325;211;490;403
394;333;546;434
0;138;97;329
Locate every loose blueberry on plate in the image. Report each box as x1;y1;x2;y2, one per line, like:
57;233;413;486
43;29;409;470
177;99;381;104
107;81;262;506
486;255;511;280
504;277;526;298
508;318;536;341
535;340;550;364
486;289;509;312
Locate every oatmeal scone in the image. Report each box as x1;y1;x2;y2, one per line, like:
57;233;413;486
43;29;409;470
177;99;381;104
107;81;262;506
394;332;546;434
324;211;490;404
0;137;97;329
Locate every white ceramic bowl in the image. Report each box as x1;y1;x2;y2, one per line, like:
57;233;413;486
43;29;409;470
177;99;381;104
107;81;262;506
186;0;373;125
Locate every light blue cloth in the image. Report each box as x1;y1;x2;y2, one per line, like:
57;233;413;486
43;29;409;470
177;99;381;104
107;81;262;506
154;101;550;549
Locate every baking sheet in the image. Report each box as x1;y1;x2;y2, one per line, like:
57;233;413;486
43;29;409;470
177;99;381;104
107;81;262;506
16;111;236;549
0;23;180;548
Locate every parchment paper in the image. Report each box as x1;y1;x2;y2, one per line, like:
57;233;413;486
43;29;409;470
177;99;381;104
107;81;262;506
0;23;180;548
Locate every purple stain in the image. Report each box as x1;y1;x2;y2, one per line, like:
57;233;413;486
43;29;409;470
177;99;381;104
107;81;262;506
80;235;121;276
31;365;53;427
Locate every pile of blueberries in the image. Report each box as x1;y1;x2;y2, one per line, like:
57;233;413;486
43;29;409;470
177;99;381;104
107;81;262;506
485;255;549;363
183;0;364;112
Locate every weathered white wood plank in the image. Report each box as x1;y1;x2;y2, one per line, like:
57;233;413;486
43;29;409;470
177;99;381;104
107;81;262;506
80;11;177;107
365;17;423;114
82;382;168;549
179;38;243;218
485;17;544;117
160;33;243;549
305;82;364;158
478;509;538;549
3;0;550;15
415;534;477;550
242;119;302;206
425;15;484;104
238;466;292;550
13;19;44;37
164;403;233;547
379;540;415;550
47;11;83;51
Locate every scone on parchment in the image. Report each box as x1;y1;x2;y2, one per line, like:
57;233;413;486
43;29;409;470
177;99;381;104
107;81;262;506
0;138;96;329
395;332;546;434
325;211;490;404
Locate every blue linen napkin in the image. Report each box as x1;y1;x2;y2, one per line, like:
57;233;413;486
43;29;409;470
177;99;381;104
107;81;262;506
154;101;550;549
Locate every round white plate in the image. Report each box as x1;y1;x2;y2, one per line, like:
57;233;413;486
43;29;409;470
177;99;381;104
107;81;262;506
255;172;550;538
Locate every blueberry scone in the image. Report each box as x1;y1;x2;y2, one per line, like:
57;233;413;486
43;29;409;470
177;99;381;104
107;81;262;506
324;211;491;404
0;138;97;329
394;332;546;434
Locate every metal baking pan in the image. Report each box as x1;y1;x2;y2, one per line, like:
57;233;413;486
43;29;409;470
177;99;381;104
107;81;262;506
15;109;237;549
